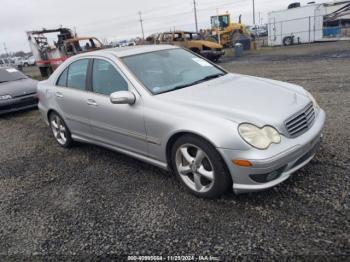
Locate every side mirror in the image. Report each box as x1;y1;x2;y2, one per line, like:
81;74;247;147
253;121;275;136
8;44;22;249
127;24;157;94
110;91;136;105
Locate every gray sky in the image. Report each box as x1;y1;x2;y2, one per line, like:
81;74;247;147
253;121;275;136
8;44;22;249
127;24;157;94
0;0;331;52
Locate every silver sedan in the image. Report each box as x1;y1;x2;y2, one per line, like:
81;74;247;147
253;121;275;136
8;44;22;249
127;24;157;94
37;45;325;198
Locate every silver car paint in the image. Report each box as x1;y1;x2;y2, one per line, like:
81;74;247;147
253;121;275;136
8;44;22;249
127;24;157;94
37;45;326;193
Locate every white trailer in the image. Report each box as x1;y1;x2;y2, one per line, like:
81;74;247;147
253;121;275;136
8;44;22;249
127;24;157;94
268;1;350;46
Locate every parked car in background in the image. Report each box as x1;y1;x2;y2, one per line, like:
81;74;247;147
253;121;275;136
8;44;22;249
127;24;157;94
13;57;24;68
22;56;36;67
152;31;224;62
37;45;325;198
248;25;268;37
0;67;38;114
111;40;137;48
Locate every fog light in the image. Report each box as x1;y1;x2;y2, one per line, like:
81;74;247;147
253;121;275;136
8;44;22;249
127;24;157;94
249;165;286;183
266;171;280;181
232;159;252;167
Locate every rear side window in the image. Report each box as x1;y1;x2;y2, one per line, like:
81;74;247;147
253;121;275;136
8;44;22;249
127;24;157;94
92;59;128;96
56;68;68;87
67;59;89;90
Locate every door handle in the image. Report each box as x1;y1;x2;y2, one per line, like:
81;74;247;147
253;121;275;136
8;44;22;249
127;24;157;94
55;92;63;98
87;99;98;107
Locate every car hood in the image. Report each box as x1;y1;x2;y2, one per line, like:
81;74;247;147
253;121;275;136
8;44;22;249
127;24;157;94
158;73;311;132
0;78;38;97
192;40;223;49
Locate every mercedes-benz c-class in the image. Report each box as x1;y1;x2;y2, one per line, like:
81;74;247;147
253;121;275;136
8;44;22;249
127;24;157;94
37;45;325;198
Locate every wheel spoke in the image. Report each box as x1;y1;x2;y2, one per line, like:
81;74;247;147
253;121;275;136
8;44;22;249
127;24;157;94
51;120;58;129
193;172;203;191
197;166;214;181
194;149;205;165
60;131;66;141
56;116;61;128
180;147;194;163
178;164;191;175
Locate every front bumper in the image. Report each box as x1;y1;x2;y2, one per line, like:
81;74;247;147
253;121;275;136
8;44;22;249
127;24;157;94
218;109;326;194
0;94;38;115
200;50;225;61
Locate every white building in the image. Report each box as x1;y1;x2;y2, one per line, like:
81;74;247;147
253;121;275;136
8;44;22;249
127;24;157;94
268;1;350;46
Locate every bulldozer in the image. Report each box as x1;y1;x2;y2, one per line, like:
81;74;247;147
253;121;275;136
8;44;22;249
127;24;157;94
206;13;254;50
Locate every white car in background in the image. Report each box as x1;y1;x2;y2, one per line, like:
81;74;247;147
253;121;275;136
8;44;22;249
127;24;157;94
22;56;36;67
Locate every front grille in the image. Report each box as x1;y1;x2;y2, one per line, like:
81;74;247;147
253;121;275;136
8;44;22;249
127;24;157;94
285;103;315;137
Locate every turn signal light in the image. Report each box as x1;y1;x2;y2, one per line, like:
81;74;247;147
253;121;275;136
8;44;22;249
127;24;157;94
232;159;253;167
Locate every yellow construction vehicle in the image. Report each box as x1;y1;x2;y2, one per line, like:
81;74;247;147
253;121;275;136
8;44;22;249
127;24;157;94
206;13;254;50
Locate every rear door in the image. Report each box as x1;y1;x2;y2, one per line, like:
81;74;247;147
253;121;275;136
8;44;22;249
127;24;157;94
55;58;93;137
86;58;148;156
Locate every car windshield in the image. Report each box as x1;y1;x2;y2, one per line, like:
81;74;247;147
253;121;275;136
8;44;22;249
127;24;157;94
0;68;27;83
122;48;226;95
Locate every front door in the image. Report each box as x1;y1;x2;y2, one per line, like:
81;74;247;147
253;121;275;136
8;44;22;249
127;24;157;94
86;58;148;156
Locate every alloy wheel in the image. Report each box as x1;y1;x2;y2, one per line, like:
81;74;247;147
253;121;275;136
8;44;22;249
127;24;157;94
175;143;215;193
51;115;67;146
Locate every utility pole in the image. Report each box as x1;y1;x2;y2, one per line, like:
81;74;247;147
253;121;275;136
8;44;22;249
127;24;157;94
138;11;145;40
3;43;9;58
252;0;256;25
216;8;221;45
193;0;199;33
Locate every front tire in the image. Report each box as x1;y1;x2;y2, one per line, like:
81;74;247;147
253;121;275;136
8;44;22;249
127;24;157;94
49;112;73;148
171;135;231;198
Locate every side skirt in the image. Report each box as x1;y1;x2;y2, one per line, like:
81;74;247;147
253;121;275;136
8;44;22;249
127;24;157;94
71;134;169;171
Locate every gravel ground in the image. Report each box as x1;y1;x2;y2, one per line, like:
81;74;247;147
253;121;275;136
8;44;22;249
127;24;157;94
1;41;349;260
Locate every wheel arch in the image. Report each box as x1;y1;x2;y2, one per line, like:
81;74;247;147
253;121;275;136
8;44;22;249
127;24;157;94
165;130;220;171
47;108;59;122
47;109;70;130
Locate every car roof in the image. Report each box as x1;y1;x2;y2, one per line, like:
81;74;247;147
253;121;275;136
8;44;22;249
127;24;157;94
91;45;179;58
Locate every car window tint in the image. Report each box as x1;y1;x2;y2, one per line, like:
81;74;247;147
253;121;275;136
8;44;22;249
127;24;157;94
56;68;68;87
67;59;89;90
92;59;128;96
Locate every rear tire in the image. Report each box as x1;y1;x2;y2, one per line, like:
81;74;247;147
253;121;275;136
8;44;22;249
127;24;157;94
171;135;231;198
49;112;73;148
283;36;293;46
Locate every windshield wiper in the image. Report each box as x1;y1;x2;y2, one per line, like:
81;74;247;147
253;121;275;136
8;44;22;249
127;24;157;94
162;73;226;94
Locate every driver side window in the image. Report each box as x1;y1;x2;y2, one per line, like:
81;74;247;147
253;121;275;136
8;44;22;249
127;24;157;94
92;59;128;96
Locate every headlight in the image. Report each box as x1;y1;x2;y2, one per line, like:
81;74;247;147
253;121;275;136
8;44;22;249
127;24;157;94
306;92;319;109
0;95;12;100
238;123;281;150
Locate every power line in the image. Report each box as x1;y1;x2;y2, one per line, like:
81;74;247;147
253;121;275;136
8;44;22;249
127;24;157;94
77;0;258;39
